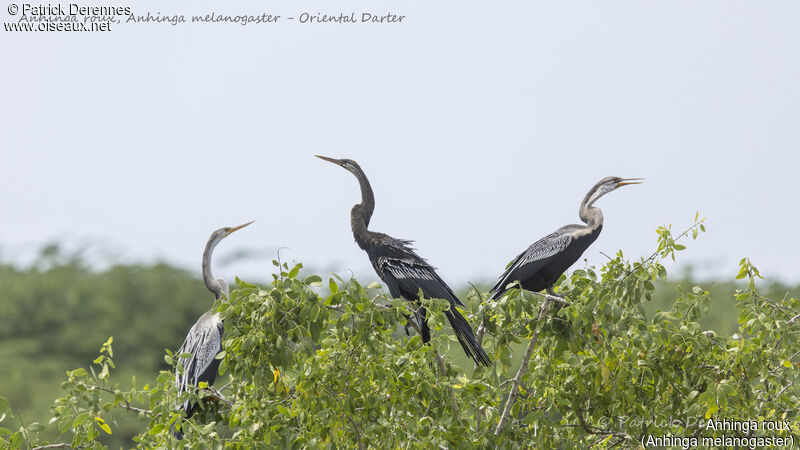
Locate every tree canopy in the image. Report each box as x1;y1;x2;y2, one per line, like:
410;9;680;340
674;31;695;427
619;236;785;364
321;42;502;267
2;217;799;448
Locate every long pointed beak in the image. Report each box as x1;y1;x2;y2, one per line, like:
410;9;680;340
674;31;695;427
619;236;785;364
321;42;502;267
315;155;344;166
617;178;645;187
228;221;254;234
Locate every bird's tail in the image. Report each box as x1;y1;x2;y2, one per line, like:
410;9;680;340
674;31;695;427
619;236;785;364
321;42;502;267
415;307;431;343
444;308;492;367
170;400;195;440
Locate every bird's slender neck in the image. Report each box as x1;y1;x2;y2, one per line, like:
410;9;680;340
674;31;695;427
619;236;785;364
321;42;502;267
350;168;376;249
578;188;604;230
202;238;226;300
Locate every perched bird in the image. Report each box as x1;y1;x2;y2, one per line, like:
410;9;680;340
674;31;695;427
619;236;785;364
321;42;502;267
173;221;253;439
317;155;491;367
489;177;643;301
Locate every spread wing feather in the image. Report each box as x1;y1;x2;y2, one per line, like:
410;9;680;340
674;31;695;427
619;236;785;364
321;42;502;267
490;230;572;300
174;313;223;415
377;253;463;307
368;239;490;366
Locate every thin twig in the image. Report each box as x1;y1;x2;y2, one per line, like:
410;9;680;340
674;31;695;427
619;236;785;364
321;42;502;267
758;295;794;320
345;414;365;450
276;247;289;281
32;444;84;450
775;380;794;398
206;386;234;406
622;219;704;281
477;289;569;347
403;312;460;418
471;284;488;347
433;347;460;418
530;291;572;307
494;297;552;435
499;378;515;388
599;251;614;261
574;408;630;443
87;385;151;415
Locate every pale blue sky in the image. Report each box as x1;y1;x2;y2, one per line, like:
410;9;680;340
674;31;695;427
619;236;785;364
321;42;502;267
1;1;798;287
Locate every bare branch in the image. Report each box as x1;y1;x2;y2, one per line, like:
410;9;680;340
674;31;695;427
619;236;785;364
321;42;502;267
494;297;552;435
529;291;571;306
476;321;487;347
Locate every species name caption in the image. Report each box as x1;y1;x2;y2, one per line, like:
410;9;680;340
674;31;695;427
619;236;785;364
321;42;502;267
130;12;406;25
641;419;795;449
9;5;406;26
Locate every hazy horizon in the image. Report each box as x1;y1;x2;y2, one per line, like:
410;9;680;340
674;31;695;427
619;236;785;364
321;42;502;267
2;0;798;287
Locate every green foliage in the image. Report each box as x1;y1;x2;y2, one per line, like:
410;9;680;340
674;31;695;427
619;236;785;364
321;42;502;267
2;216;800;448
0;249;213;446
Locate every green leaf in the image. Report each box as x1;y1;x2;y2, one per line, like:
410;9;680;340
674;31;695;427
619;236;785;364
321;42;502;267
10;431;22;448
304;275;323;286
73;412;91;428
219;356;228;376
329;278;338;294
95;417;112;435
27;422;45;432
653;311;678;322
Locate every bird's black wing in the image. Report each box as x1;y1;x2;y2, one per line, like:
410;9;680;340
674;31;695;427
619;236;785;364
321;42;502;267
174;312;224;418
371;240;461;306
369;240;491;366
489;230;572;300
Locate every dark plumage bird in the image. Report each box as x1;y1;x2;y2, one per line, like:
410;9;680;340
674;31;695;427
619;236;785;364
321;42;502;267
317;155;491;367
489;177;642;301
172;221;252;439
